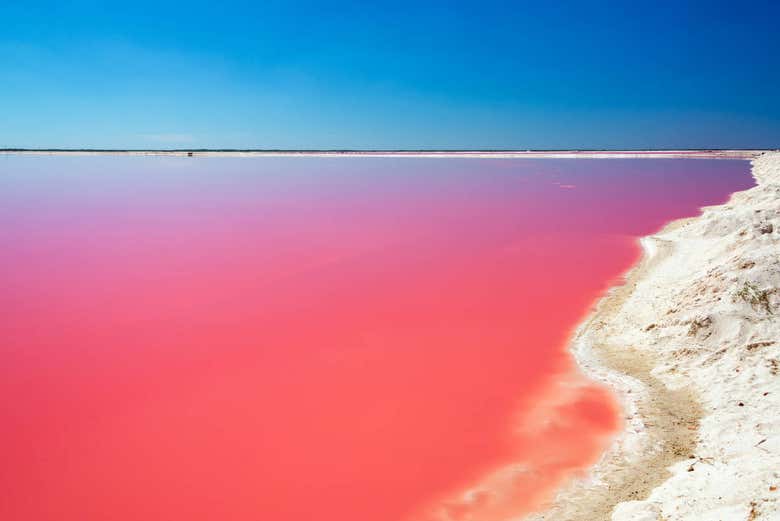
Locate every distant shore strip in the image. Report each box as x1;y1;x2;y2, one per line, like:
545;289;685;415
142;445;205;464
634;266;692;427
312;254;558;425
0;149;768;159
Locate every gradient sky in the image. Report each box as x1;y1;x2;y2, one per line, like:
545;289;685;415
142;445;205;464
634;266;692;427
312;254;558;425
1;1;779;149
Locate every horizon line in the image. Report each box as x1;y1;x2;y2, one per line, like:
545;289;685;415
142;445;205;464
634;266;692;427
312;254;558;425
1;148;777;153
0;148;772;160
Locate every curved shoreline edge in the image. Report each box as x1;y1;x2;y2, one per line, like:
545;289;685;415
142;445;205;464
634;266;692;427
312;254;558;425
529;152;780;520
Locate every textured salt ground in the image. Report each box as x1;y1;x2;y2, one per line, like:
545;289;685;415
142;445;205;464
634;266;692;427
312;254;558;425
530;152;780;520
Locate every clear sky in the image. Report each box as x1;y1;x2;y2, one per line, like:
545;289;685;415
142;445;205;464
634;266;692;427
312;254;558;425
1;1;779;149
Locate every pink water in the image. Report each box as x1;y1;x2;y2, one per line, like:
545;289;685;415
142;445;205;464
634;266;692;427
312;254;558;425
0;156;753;520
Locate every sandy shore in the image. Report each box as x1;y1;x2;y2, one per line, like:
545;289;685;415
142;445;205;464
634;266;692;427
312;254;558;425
529;152;780;520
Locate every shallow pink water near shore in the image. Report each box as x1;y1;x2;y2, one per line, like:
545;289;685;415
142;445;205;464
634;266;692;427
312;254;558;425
0;157;753;520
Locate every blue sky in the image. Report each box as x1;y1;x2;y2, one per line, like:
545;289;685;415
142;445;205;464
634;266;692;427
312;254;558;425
1;1;779;149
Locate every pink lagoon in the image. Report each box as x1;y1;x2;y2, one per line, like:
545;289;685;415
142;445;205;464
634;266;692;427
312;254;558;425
0;155;754;521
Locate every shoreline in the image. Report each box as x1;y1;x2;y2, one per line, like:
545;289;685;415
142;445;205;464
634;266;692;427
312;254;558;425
0;150;767;159
530;152;780;520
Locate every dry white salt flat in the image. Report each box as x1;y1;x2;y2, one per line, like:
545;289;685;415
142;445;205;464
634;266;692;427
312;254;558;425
531;152;780;521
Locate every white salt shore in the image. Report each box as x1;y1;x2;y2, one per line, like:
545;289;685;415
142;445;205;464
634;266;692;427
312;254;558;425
531;152;780;520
